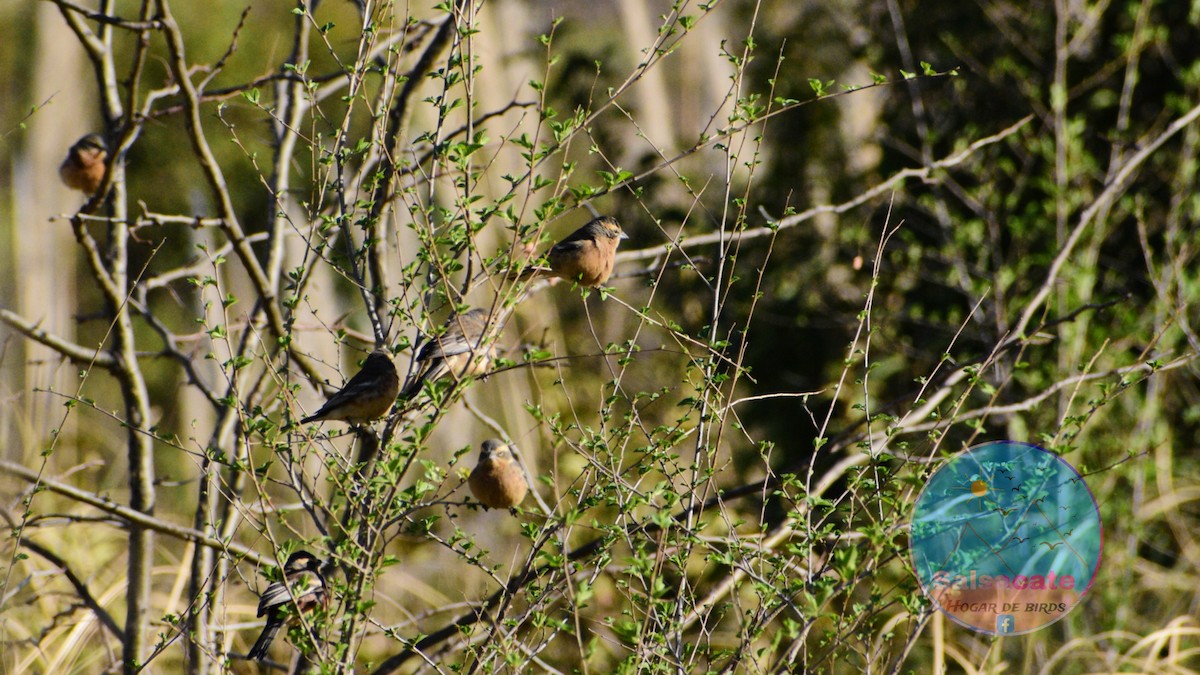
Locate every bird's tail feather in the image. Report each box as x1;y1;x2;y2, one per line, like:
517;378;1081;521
247;620;282;661
401;360;457;399
514;265;553;281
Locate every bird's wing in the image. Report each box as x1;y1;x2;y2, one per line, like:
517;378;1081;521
257;571;323;616
416;324;465;360
430;334;482;359
418;319;487;361
550;239;588;254
257;580;290;616
312;376;382;414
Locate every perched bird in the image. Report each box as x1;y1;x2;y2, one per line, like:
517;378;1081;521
301;350;399;425
247;550;328;662
400;309;496;398
468;439;529;510
59;134;109;195
521;215;628;287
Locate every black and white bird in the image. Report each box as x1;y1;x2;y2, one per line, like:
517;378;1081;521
247;550;328;662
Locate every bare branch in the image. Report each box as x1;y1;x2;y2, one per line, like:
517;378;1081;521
0;306;117;368
615;115;1035;264
0;460;267;567
15;535;127;644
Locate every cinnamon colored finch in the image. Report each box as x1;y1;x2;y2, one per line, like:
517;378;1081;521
59;133;108;195
468;439;529;510
521;216;628;287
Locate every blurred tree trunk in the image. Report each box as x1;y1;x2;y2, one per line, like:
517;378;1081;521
617;0;675;162
8;4;85;457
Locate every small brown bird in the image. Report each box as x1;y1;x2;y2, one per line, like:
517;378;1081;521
59;134;109;195
400;309;496;398
301;350;399;424
522;215;628;287
247;550;328;662
468;439;529;510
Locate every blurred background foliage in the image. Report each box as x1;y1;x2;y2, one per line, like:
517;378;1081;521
2;0;1200;672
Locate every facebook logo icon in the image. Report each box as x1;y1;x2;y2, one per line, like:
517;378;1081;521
996;615;1015;634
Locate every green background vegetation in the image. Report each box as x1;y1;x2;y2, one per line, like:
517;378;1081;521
1;0;1198;672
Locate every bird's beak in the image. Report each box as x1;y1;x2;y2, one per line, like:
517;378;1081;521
619;230;630;240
